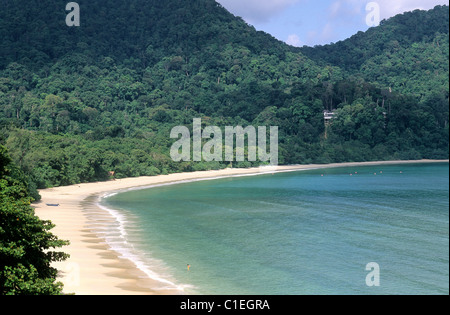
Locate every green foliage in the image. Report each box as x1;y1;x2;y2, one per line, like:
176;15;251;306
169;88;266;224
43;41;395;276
0;145;69;295
0;1;448;189
300;6;449;71
0;0;446;296
359;33;449;99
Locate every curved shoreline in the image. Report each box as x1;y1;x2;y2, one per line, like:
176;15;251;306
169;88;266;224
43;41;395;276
33;160;448;295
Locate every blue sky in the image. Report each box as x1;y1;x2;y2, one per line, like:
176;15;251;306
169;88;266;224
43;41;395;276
216;0;449;47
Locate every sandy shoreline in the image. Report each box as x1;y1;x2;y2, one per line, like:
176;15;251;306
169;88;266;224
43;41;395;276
32;159;448;295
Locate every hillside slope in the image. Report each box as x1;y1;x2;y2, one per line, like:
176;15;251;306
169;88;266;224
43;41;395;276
300;5;449;98
0;1;448;189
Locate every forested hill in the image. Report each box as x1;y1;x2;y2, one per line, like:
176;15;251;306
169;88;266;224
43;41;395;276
0;1;448;190
0;0;291;70
1;0;321;120
300;5;449;98
300;5;449;72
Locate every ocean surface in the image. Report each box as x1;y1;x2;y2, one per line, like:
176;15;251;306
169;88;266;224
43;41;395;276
100;163;449;295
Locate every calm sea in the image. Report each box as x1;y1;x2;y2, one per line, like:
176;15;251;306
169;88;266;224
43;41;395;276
101;163;449;295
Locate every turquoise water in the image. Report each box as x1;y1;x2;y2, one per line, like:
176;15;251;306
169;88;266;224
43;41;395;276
102;163;449;295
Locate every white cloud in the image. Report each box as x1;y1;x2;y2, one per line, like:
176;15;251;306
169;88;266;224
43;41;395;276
327;0;365;20
305;22;337;46
321;23;335;42
286;34;303;47
217;0;302;24
328;0;449;21
375;0;449;19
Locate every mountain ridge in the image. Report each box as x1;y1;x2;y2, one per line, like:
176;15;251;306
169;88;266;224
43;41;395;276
0;1;448;189
0;0;294;71
299;5;449;70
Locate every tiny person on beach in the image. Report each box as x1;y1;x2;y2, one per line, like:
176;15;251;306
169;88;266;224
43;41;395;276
187;264;191;271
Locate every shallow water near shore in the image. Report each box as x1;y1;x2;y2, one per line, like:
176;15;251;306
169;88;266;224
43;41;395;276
101;163;449;295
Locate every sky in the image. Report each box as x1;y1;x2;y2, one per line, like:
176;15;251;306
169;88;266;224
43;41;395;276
216;0;449;47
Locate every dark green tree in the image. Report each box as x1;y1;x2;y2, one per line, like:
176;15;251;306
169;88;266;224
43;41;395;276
0;145;69;295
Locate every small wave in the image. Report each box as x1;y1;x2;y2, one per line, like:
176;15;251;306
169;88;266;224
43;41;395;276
102;192;118;198
95;198;191;293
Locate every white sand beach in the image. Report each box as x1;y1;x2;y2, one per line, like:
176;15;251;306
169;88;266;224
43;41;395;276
33;160;448;295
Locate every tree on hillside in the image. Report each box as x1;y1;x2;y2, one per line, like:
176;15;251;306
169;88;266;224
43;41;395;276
0;145;69;295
